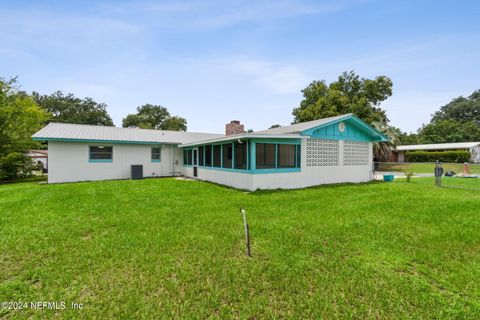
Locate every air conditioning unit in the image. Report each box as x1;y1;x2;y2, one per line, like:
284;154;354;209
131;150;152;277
131;165;143;179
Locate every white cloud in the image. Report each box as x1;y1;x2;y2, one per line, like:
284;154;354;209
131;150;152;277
228;59;309;94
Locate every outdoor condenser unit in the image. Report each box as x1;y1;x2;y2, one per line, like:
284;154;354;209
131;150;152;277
131;165;143;179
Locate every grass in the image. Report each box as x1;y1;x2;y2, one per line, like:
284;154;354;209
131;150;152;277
1;177;480;319
377;162;480;174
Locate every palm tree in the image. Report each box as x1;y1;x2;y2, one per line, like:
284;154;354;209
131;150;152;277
371;122;402;161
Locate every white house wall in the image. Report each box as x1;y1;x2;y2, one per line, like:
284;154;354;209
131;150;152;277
182;139;373;191
48;141;182;183
471;146;480;163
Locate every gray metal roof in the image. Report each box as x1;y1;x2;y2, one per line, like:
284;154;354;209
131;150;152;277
396;142;480;151
32;122;223;144
180;133;303;147
254;114;353;134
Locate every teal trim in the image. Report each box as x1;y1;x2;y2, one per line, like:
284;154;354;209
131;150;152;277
250;141;256;171
300;114;388;142
89;159;112;163
33;137;178;145
252;168;300;174
220;144;223;168
231;142;235;169
251;138;301;145
151;159;161;163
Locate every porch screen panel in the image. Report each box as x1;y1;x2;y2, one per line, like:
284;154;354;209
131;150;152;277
205;145;212;166
198;146;204;166
234;142;247;169
277;144;296;168
213;145;221;167
256;143;275;169
222;144;233;168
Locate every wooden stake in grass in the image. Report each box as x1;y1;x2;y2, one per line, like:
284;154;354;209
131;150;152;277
240;208;251;257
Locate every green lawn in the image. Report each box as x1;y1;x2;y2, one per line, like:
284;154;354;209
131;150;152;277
377;162;480;174
1;178;480;319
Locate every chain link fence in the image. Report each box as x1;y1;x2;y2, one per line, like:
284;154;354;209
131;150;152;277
373;161;480;190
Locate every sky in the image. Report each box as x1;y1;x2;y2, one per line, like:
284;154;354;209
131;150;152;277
1;0;479;134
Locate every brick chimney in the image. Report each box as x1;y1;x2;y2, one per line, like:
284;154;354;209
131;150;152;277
225;120;245;136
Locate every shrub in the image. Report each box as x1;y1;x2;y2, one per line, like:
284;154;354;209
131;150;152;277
405;150;471;163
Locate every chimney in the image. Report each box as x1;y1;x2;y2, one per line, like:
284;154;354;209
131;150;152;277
225;120;245;136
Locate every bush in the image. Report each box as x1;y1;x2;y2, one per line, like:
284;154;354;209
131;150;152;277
405;150;471;163
0;152;36;180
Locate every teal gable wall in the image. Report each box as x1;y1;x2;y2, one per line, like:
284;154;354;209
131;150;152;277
300;116;387;142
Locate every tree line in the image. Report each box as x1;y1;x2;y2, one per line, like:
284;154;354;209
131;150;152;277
291;71;480;159
2;72;479;180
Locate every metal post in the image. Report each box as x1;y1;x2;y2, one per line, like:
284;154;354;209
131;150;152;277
435;160;443;187
240;208;251;257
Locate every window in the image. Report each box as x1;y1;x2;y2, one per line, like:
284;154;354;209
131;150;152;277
277;144;296;168
193;149;198;166
213;145;221;167
89;146;112;161
222;144;233;168
151;147;161;162
184;149;193;166
198;146;204;166
205;145;212;166
187;149;193;165
234;141;247;169
256;143;275;169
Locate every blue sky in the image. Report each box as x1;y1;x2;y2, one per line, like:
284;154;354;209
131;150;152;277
1;0;479;133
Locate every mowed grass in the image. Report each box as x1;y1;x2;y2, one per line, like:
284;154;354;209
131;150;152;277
1;178;480;319
377;162;480;174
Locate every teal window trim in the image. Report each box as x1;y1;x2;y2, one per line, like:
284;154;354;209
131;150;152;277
251;139;301;172
89;159;113;163
231;142;235;169
188;139;301;173
89;145;113;163
220;144;223;168
151;146;161;163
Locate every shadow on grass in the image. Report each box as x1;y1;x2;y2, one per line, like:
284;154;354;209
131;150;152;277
0;175;47;185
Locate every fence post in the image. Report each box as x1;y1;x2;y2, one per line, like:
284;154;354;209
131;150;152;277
434;160;443;187
240;208;251;257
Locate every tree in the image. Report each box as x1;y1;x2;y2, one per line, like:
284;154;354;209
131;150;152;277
269;124;281;129
431;90;480;125
416;89;480;143
398;132;419;145
33;91;113;126
0;78;48;180
371;122;402;161
418;120;480;144
122;104;187;131
292;71;392;126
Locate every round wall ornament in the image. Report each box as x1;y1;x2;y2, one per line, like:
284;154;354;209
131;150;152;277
338;122;346;133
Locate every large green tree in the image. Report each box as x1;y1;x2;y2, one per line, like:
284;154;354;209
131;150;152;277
292;71;393;125
33;91;114;126
122;104;187;131
0;78;48;180
417;90;480;143
431;90;480;124
418;120;480;144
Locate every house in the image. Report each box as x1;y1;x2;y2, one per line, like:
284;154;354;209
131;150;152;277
32;114;387;190
27;150;48;171
393;142;480;163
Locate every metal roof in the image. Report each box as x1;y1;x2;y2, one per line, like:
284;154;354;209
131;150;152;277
32;122;223;144
254;114;353;134
180;133;303;147
396;142;480;151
